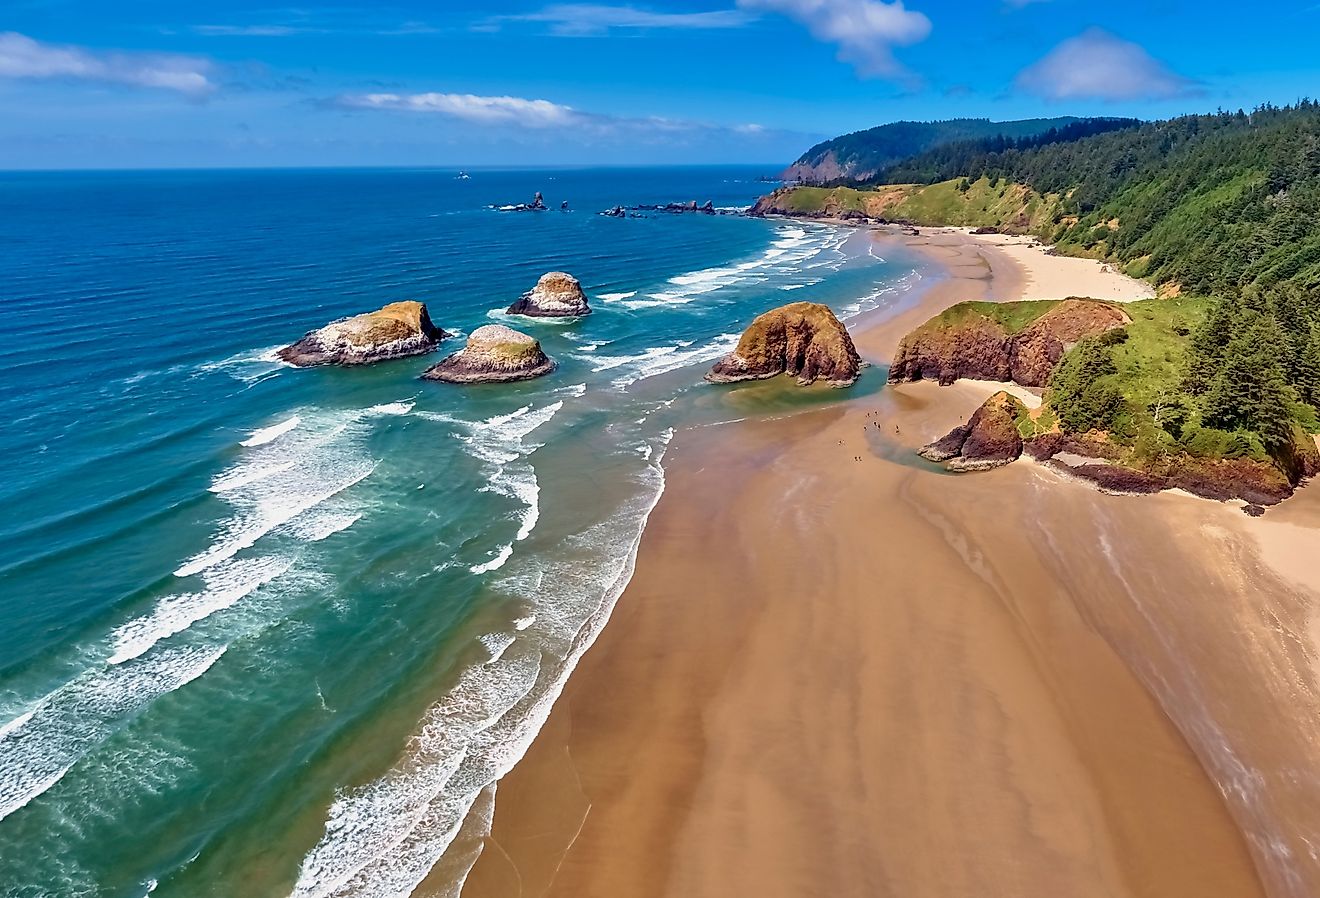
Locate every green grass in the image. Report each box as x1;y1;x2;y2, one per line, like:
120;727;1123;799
924;299;1062;335
1105;295;1210;411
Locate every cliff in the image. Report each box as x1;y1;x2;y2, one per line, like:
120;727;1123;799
278;301;448;367
890;299;1130;387
422;325;556;384
706;302;863;388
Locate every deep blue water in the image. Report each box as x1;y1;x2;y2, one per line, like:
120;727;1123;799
0;167;930;897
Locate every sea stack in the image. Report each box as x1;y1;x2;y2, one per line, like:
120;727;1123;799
706;301;863;387
277;301;448;367
421;324;556;384
919;391;1028;471
507;272;592;318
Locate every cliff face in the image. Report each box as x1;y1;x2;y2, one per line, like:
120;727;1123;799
890;299;1130;387
422;325;556;384
920;391;1027;471
507;272;591;318
706;302;863;387
278;301;448;367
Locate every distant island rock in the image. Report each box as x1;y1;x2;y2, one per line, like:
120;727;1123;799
706;301;863;387
890;298;1130;387
507;272;592;318
278;301;448;367
920;391;1028;471
421;325;556;384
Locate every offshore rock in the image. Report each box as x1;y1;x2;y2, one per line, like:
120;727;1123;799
278;301;447;367
706;301;863;387
422;325;556;384
507;272;592;318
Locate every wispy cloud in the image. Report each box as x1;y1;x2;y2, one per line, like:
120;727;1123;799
1016;28;1199;101
330;89;794;147
735;0;930;79
336;92;584;127
193;24;311;37
0;31;216;97
482;4;753;36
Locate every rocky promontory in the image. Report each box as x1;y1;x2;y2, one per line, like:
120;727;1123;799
278;301;448;367
421;325;556;384
506;272;591;318
920;391;1028;471
706;302;863;387
890;298;1130;387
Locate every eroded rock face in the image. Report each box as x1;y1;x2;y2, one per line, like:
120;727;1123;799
920;391;1027;471
278;301;448;367
421;325;556;384
890;299;1130;388
1009;300;1132;386
507;272;591;318
706;301;863;387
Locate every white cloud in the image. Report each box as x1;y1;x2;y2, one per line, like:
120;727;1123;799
735;0;930;79
1016;28;1198;101
487;4;753;35
0;32;216;97
193;25;309;37
337;93;584;127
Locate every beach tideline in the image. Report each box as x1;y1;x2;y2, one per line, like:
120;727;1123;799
463;229;1320;898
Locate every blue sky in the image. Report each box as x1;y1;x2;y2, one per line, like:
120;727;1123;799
1;0;1317;169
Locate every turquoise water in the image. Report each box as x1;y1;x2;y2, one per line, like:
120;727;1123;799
0;167;929;897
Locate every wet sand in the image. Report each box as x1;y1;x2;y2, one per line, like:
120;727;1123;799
458;231;1320;898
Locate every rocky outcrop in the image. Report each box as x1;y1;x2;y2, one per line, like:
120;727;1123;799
278;301;447;367
1026;429;1316;506
421;325;556;384
506;272;591;318
920;392;1027;471
890;299;1130;387
706;302;863;387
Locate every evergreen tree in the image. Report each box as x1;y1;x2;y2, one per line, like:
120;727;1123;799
1203;313;1299;449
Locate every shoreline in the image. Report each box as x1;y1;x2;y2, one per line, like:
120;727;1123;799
459;228;1320;898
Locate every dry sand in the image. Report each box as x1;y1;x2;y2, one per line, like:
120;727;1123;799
458;231;1320;898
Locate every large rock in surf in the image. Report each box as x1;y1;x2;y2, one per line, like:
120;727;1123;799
278;301;448;367
706;301;863;387
507;272;591;318
422;325;556;384
919;391;1027;471
890;298;1130;387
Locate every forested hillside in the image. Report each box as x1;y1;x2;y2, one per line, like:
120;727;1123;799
871;103;1320;297
781;117;1102;184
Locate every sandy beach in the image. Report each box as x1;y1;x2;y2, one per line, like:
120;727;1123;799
458;229;1320;898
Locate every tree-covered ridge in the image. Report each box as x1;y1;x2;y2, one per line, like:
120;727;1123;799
870;103;1320;297
784;117;1094;183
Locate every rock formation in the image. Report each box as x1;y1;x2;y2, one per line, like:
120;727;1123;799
920;391;1027;471
278;301;448;367
506;272;591;318
890;298;1130;387
706;302;863;387
421;325;556;384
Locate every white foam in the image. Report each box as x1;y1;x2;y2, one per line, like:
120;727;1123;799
288;430;676;898
241;415;302;448
177;401;412;579
0;644;227;824
109;556;293;665
598;292;636;302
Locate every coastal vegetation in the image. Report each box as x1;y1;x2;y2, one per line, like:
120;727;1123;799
781;116;1134;184
766;101;1320;502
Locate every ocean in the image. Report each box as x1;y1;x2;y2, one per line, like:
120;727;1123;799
0;166;930;897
